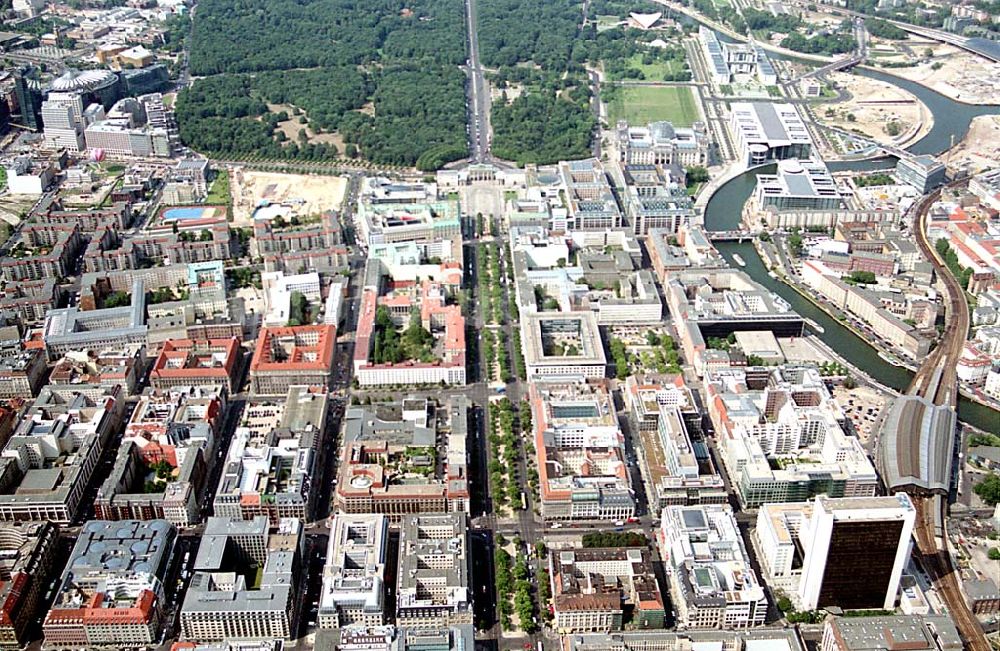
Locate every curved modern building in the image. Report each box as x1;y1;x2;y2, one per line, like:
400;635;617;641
49;68;121;109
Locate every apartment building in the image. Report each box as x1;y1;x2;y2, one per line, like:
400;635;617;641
43;520;176;649
335;397;469;520
0;278;62;324
180;517;302;643
395;513;472;629
0;224;83;283
550;547;665;633
802;260;933;357
319;513;389;629
250;325;335;395
660;504;768;629
214;386;326;523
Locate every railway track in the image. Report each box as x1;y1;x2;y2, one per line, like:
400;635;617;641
912;496;991;651
907;184;970;405
906;182;987;650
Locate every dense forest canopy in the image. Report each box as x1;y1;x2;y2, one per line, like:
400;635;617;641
176;0;467;168
188;0;466;75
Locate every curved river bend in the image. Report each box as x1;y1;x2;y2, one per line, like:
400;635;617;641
702;66;1000;432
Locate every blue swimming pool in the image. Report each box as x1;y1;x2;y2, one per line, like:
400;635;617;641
162;207;212;221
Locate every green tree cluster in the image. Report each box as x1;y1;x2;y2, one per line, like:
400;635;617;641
103;291;131;308
853;173;895;187
477;0;582;71
781;30;855;54
373;307;437;364
287;291;309;326
846;270;877;285
935;238;974;288
866;19;908;39
492;92;596;166
582;531;647;547
974;473;1000;506
610;338;630;380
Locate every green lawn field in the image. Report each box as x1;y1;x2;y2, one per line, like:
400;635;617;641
606;86;700;126
618;53;686;80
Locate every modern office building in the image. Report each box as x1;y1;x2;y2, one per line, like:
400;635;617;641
558;158;623;230
335;397;469;519
249;325;336;395
729;102;812;165
698;27;778;86
530;381;634;521
752;159;844;210
43;520;176;649
214;386;326;523
705;366;878;508
0;521;59;649
521;312;607;380
0;387;122;524
821;615;962;651
180;517;302;643
40;91;87;152
319;514;389;629
895;155;946;193
550;547;665;633
13;71;42;131
664;270;804;376
754;494;916;611
43;280;148;358
395;513;472;629
659;504;768;629
617;164;695;236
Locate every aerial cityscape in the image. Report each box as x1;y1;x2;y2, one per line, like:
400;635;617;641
0;0;996;649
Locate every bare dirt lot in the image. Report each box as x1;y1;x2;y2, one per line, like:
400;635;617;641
229;169;348;226
818;71;931;147
945;114;1000;174
886;44;1000;105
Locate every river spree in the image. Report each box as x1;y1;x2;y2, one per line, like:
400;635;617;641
702;68;1000;432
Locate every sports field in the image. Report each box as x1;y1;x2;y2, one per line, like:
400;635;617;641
606;85;700;126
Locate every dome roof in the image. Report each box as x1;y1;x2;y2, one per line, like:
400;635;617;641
51;68;117;92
